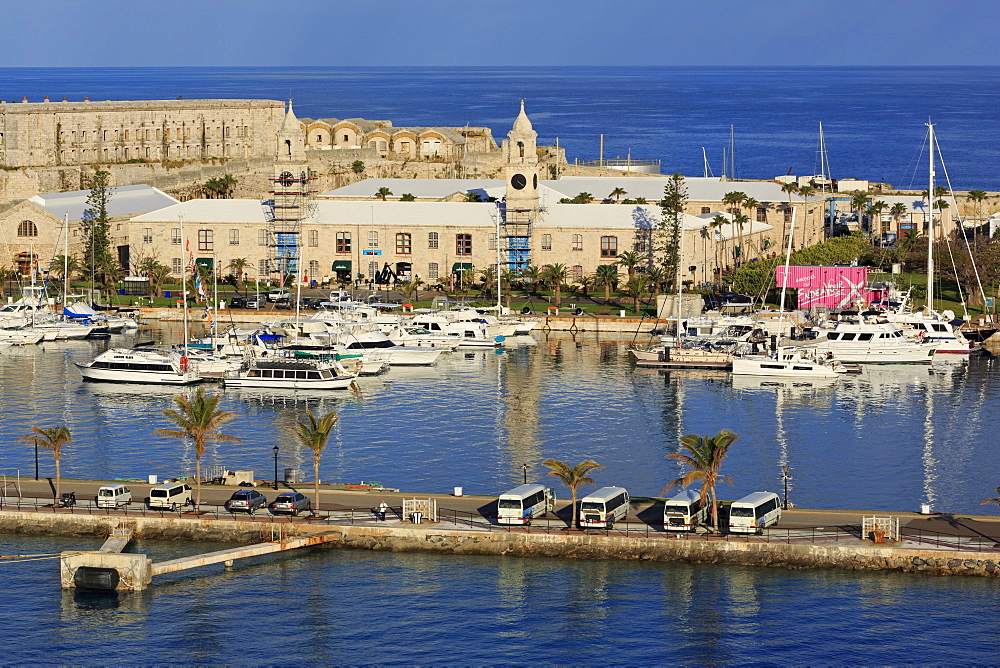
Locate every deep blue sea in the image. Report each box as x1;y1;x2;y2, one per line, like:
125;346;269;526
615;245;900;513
3;66;1000;189
2;67;1000;662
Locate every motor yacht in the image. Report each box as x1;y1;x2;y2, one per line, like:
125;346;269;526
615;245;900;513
76;348;203;384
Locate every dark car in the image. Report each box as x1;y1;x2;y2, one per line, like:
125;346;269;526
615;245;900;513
274;296;292;310
299;297;322;311
269;492;312;516
229;296;247;309
224;489;267;515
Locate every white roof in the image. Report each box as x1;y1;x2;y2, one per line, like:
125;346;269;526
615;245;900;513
546;176;817;203
29;184;179;221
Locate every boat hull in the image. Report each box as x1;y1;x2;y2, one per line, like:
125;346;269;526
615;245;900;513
76;363;202;385
223;376;355;390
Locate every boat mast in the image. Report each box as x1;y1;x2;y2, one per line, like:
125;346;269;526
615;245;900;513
495;201;502;312
180;213;189;349
675;208;685;347
702;147;710;178
926;120;935;311
62;212;69;317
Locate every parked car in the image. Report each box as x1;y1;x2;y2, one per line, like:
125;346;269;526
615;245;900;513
274;296;292;310
267;289;290;302
228;296;247;309
299;297;322;310
244;296;262;309
269;492;312;516
224;489;267;515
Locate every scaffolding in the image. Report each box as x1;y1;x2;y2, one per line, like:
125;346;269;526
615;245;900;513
499;202;537;271
262;169;317;285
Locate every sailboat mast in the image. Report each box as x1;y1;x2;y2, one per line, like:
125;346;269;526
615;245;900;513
702;147;709;178
180;213;189;349
62;212;69;314
926;121;935;310
495;201;502;312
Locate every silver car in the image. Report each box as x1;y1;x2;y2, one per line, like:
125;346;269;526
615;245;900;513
269;492;312;516
225;489;267;515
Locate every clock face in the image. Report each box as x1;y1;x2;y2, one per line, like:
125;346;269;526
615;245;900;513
533;173;538;189
511;173;527;190
279;171;295;187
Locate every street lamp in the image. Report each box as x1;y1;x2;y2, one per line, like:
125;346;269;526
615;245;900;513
781;464;790;510
34;442;39;481
522;463;527;486
273;445;280;490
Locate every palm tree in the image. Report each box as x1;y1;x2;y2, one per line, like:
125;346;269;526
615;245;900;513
49;254;82;296
798;185;816;248
478;266;498;297
574;192;595;204
732;213;751;266
661;428;739;532
967;190;988;243
710;214;728;273
286;407;339;513
228;258;252;293
982;487;1000;507
542;263;569;305
500;269;518;309
155;387;242;509
616;250;642;282
17;426;72;504
375;187;392;201
646;266;665;303
219;173;238;199
609;187;627;202
542;458;604;528
867;201;888;242
140;259;172;298
622;276;648;313
780;182;799;247
594;263;619;301
724;192;748;262
521;265;541;295
573;275;593;299
400;193;416;201
890;202;908;239
850;190;870;236
464;192;482;202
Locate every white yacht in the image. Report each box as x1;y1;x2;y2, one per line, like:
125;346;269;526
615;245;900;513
223;358;357;390
882;309;972;354
403;315;501;347
334;331;443;366
732;347;847;378
802;321;939;363
76;348;203;384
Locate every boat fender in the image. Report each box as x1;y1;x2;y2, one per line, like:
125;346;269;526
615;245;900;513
179;356;188;372
574;307;584;316
521;306;531;315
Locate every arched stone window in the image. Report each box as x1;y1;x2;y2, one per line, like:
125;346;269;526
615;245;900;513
17;220;38;237
518;141;524;158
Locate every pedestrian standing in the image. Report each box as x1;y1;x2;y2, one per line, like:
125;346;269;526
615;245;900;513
378;501;389;521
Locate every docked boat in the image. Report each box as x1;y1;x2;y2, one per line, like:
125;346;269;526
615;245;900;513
732;347;847;378
334;331;443;366
631;344;733;369
76;348;203;384
223;358;357;390
401;315;501;348
882;309;973;354
802;321;939;363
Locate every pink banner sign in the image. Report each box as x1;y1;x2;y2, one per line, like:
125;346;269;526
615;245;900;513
775;266;885;309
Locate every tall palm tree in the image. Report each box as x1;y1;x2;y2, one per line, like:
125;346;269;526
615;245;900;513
594;263;619;301
622;276;649;313
542;458;604;527
375;187;392;201
155;387;242;509
981;487;1000;507
228;258;252;292
850;190;870;236
521;265;541;295
645;265;665;304
732;213;751;266
967;190;988;244
219;173;238;198
889;202;908;239
867;201;888;242
780;182;799;247
478;266;498;298
286;407;339;513
798;185;816;248
616;250;642;282
542;263;569;305
661;428;739;532
500;269;517;309
17;426;72;504
710;214;728;273
609;187;627;202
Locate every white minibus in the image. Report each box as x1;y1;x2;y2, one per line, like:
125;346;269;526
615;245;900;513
663;488;707;532
728;491;781;534
96;484;132;509
497;484;556;525
148;482;193;510
578;486;630;528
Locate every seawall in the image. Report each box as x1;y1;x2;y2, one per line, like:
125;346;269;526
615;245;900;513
8;511;999;579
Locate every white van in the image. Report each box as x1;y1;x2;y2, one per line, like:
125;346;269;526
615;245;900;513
728;491;782;534
578;486;630;528
663;488;707;532
148;482;193;510
496;484;556;525
96;484;132;509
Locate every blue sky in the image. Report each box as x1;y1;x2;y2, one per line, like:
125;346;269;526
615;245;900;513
6;0;1000;67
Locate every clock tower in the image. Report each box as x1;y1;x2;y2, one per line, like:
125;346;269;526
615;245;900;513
501;101;539;270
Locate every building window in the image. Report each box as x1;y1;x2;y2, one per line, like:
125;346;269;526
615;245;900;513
259;259;269;276
368;261;379;278
308;260;319;277
258;229;268;246
572;234;583;251
396;233;411;254
16;220;38;237
368;231;378;248
428;263;439;280
198;229;214;251
171;258;182;275
456;234;472;255
784;207;792;223
171;228;181;245
336;232;351;253
757;206;768;222
600;235;618;258
489;233;497;250
142;228;153;244
633;235;648;253
572;265;584;282
308;230;319;247
541;233;552;250
428;232;439;249
701;206;711;214
229;229;239;245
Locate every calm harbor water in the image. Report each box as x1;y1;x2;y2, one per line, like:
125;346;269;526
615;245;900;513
1;327;1000;662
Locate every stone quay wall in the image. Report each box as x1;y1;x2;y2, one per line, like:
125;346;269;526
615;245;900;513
5;510;998;579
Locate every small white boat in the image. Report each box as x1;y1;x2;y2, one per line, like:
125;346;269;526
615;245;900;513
0;329;45;345
223;358;357;389
76;348;203;384
804;320;939;363
630;344;733;369
732;347;847;378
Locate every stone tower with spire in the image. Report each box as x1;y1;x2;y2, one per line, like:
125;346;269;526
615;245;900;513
500;100;540;270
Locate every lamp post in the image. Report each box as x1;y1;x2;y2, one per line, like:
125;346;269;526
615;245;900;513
781;464;790;510
273;445;280;491
34;442;39;481
522;463;527;486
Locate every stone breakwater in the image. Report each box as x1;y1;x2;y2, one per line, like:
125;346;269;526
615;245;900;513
5;511;999;579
